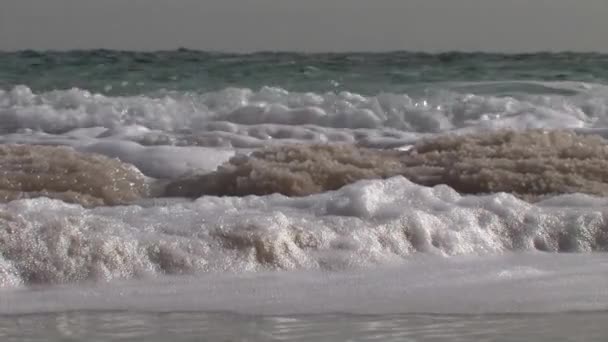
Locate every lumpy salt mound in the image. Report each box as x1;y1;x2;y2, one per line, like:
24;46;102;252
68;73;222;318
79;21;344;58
0;144;149;206
165;130;608;200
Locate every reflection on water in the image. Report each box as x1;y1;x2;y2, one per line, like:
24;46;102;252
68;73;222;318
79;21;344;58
1;311;607;342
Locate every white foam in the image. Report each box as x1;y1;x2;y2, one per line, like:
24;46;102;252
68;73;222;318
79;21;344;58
0;131;235;179
2;83;606;179
79;141;235;179
2;82;608;293
0;256;21;288
1;83;606;137
1;177;608;287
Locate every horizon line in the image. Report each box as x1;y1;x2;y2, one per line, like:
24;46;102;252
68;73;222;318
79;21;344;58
1;48;606;55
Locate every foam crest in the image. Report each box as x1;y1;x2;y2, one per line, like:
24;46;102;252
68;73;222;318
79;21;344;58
0;207;155;284
0;144;149;206
1;84;606;137
2;175;608;287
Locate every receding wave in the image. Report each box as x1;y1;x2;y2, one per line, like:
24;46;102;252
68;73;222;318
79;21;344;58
0;144;149;207
165;142;404;197
3;130;608;206
166;130;608;200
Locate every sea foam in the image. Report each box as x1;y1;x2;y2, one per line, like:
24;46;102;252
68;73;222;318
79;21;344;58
1;84;608;289
0;144;149;207
1;175;607;287
166;130;608;200
1;84;606;137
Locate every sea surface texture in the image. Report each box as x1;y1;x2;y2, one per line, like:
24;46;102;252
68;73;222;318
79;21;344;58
1;51;608;341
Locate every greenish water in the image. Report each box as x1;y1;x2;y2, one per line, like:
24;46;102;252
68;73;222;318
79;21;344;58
1;50;607;96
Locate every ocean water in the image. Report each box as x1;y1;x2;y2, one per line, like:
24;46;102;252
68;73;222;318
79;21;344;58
1;50;608;341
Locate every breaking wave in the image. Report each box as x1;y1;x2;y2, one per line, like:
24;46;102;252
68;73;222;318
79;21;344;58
2;82;608;289
1;175;608;287
166;130;608;201
1;83;607;138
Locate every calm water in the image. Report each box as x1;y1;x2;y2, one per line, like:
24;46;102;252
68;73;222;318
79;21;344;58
1;51;608;96
3;311;608;342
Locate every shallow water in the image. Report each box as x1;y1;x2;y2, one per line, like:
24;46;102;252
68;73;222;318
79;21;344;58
2;254;608;340
3;311;608;342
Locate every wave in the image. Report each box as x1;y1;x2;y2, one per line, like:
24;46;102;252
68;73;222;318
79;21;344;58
1;174;608;287
1;83;606;138
2;129;608;206
165;130;608;201
2;83;608;288
3;130;608;207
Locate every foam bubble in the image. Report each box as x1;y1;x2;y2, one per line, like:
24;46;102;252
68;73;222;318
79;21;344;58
0;254;21;288
0;205;155;284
